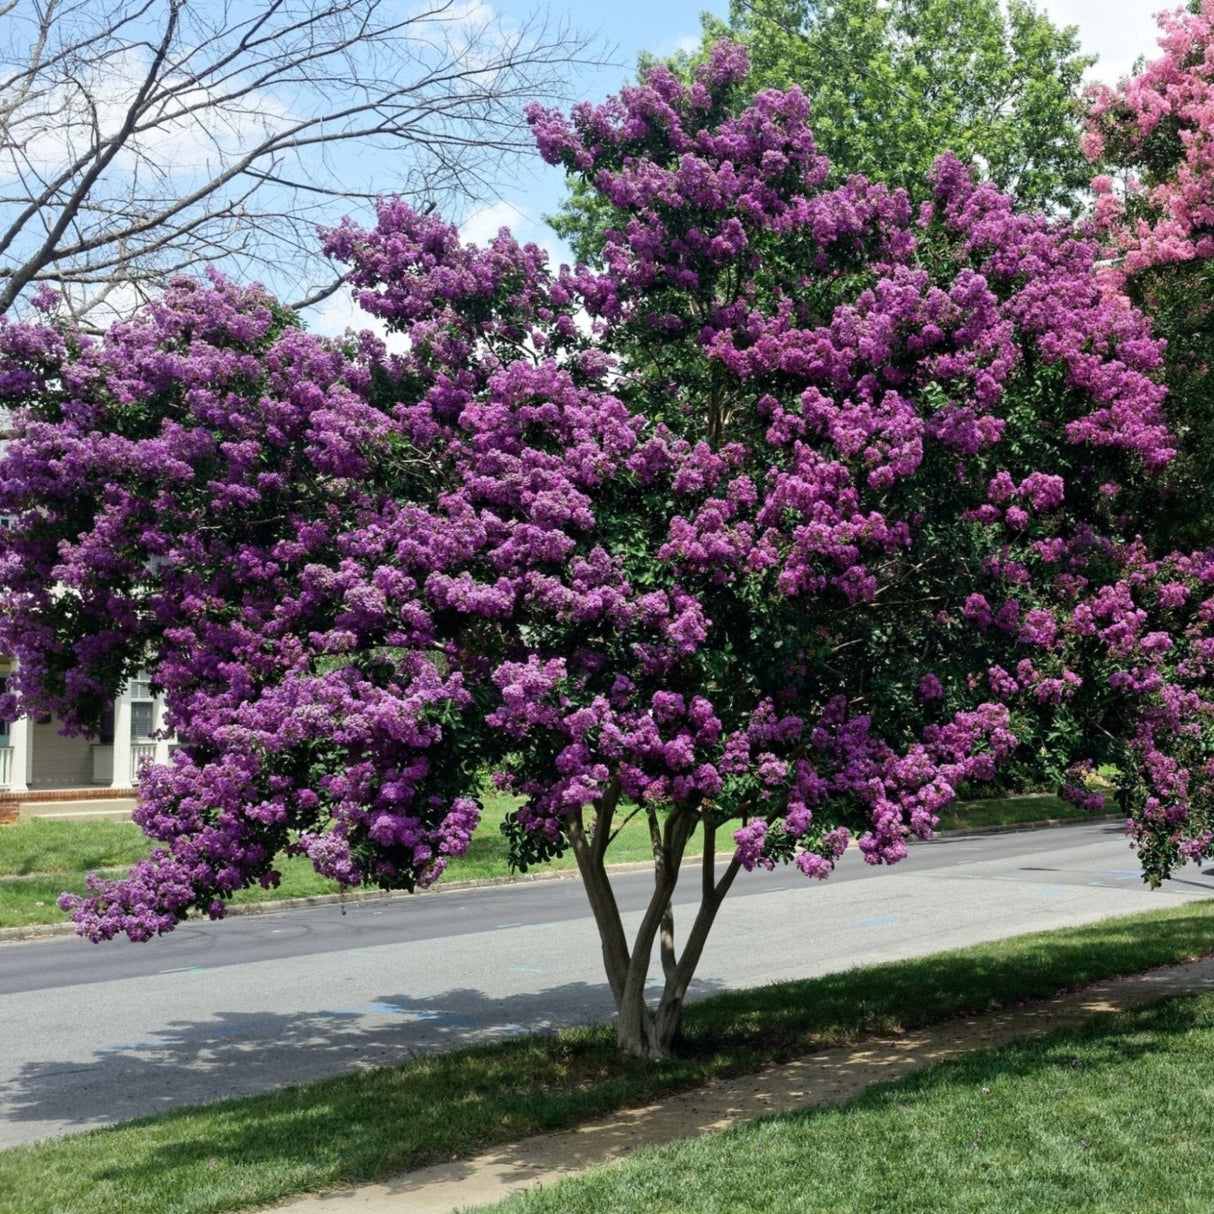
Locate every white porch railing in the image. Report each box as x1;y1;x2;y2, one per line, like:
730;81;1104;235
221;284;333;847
0;746;12;790
130;742;157;785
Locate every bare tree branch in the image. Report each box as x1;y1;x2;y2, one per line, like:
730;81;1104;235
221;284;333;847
0;0;606;319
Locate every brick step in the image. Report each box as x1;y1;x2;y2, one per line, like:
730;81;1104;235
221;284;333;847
0;788;136;803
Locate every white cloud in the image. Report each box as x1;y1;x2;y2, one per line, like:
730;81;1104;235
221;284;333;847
307;285;411;354
459;199;527;246
411;0;497;26
409;0;514;75
1035;0;1163;86
309;287;370;338
459;197;571;268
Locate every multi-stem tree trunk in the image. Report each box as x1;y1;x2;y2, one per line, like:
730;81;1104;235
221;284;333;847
566;780;742;1059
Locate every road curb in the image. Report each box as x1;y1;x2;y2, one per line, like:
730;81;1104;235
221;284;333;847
0;815;1127;944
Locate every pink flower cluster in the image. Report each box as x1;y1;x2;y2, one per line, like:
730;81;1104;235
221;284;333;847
1084;1;1214;273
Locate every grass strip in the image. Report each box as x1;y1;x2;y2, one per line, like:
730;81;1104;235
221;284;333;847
1;901;1213;1214
936;793;1093;833
485;991;1214;1213
0;795;1091;929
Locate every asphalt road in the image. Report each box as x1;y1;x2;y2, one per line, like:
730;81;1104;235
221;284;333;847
2;820;1212;1148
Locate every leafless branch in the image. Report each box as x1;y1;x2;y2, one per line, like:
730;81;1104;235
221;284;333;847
0;0;606;320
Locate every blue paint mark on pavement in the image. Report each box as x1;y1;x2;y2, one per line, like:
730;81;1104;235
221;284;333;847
318;1002;476;1027
345;1001;442;1017
857;914;897;928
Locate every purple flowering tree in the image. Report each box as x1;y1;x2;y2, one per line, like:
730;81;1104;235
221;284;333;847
0;44;1205;1058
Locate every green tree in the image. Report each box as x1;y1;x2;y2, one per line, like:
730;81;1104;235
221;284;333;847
552;0;1093;265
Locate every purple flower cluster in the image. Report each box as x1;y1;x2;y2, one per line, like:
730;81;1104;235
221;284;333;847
0;43;1203;940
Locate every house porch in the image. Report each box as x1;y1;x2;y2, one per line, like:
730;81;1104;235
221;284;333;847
0;663;171;822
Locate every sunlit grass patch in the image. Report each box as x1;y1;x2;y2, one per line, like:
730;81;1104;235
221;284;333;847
0;818;148;876
485;993;1214;1214
936;793;1097;832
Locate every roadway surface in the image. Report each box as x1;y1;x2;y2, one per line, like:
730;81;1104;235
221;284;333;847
2;820;1212;1148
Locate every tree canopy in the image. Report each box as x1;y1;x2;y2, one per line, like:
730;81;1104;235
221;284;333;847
703;0;1094;209
1;43;1210;1059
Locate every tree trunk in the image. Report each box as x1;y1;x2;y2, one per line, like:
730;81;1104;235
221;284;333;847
570;795;742;1060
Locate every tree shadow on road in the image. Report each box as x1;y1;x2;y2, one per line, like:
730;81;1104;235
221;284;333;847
1;974;727;1141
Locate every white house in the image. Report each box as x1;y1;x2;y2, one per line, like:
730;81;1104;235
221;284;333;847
0;662;174;799
0;407;173;817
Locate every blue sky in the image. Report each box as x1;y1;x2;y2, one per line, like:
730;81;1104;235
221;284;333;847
311;0;1170;333
451;2;719;254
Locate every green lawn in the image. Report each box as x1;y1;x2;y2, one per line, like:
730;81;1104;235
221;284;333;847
1;903;1213;1214
444;792;661;878
0;816;152;875
0;819;349;928
935;792;1100;833
485;992;1214;1214
0;792;1095;930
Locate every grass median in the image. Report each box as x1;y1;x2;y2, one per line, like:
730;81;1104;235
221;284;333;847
483;993;1214;1214
0;792;1091;930
2;901;1214;1214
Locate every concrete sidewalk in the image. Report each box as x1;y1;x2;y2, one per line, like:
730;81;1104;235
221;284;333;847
268;954;1214;1214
